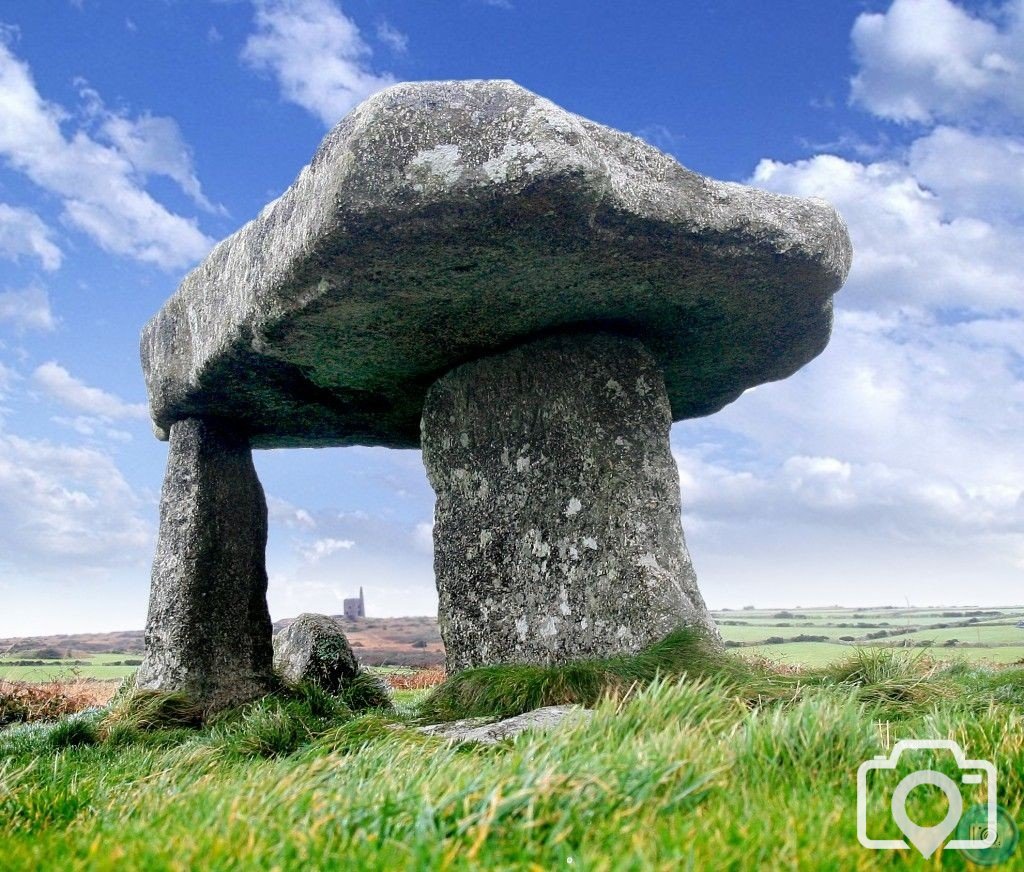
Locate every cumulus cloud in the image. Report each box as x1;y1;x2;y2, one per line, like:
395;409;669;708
32;362;148;420
0;38;212;268
850;0;1024;124
242;0;395;126
76;82;222;214
299;536;355;562
907;126;1024;219
0;284;56;332
680;0;1024;606
0;203;61;270
0;433;151;566
751;153;1024;313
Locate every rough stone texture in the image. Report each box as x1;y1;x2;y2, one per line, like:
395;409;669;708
417;705;592;744
141;79;852;449
136;418;274;711
272;613;361;690
422;332;720;672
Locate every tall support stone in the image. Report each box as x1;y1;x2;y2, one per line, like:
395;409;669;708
136;418;274;711
422;332;721;673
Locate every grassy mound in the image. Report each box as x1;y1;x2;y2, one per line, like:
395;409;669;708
417;628;767;722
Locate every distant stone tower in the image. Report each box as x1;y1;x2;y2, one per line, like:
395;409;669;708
343;587;365;620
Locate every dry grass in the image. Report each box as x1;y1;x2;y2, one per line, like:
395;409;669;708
738;653;808;676
0;678;117;725
384;668;446;691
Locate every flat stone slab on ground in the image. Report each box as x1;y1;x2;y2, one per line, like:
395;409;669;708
417;704;593;744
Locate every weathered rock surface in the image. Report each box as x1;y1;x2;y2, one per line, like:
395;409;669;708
422;332;719;672
417;705;592;744
141;79;851;448
272;613;360;690
136;419;274;711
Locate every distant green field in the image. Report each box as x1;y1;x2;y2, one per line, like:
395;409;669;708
716;625;853;643
737;642;1024;667
897;624;1024;645
4;607;1024;681
712;606;1024;667
737;642;854;666
0;655;138;683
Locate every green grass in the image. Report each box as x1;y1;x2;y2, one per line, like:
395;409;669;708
741;641;861;666
893;625;1024;645
713;607;1024;658
417;628;757;721
740;641;1024;667
3;632;1024;868
0;656;140;682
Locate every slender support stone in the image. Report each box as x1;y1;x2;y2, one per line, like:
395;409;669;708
136;418;274;711
422;332;721;673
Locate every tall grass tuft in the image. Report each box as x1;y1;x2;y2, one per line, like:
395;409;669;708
100;689;204;733
817;647;958;715
209;691;358;759
47;718;99;750
417;627;748;721
338;671;393;712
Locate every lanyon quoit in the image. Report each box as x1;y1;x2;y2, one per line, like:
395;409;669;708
135;80;852;710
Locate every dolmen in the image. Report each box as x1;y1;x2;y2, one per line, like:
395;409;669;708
135;80;852;710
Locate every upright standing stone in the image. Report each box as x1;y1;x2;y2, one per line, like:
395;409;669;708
422;332;719;672
138;79;852;682
136;418;274;710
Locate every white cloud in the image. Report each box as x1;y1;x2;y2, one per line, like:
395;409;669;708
51;415;133;443
908;125;1024;219
33;362;148;420
242;0;395;127
0;361;16;400
413;520;433;552
375;21;408;54
299;536;355;562
267;494;316;529
0;38;212;269
751;152;1024;313
0;433;151;566
679;0;1024;608
0;203;61;270
83;90;222;214
850;0;1024;124
0;284;56;332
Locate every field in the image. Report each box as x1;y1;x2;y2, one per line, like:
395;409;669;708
2;633;1023;869
0;615;444;684
0;653;142;683
712;605;1024;667
3;607;1022;686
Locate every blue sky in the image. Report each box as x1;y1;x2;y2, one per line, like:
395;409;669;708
0;0;1021;635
